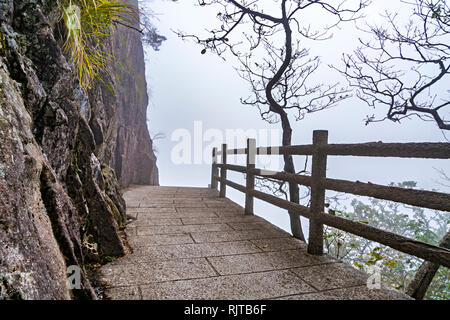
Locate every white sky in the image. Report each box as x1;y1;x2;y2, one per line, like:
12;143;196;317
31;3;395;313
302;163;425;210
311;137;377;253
141;0;449;234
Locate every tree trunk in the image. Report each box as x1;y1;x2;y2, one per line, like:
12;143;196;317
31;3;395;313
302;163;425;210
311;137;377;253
280;113;305;241
260;1;305;241
406;230;450;299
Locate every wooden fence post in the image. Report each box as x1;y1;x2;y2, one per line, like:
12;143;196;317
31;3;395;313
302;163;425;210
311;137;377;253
219;143;227;198
245;138;256;215
308;130;328;255
210;147;218;189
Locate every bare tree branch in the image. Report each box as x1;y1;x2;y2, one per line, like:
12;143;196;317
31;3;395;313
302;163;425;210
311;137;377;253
334;0;450;130
176;0;368;240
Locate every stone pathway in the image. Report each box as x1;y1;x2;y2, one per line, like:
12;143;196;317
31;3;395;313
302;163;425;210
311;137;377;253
99;186;411;300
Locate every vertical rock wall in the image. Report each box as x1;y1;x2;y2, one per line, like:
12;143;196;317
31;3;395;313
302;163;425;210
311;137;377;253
0;0;159;299
89;0;159;186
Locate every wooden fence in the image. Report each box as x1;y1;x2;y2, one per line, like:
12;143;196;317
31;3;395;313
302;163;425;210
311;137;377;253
209;130;450;268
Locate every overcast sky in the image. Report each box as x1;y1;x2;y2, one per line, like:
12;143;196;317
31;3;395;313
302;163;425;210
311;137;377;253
141;0;449;234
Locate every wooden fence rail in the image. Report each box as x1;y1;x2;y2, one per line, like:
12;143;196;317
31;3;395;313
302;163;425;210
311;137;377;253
210;130;450;268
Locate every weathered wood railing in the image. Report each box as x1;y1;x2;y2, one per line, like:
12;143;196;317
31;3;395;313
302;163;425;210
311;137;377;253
210;130;450;268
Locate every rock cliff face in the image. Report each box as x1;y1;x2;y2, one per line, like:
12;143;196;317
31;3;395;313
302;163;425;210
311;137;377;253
89;0;159;186
0;0;158;299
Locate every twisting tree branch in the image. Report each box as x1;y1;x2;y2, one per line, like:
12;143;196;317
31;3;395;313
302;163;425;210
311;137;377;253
334;0;450;130
176;0;368;240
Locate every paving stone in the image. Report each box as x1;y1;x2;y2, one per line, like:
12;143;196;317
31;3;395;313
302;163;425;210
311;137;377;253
278;285;412;300
174;203;208;208
208;250;335;275
250;237;308;252
214;209;246;217
137;211;219;219
125;225;137;236
137;224;232;236
141;270;316;300
105;286;142;300
274;292;339;300
226;221;275;231
128;204;175;210
205;203;230;208
202;199;228;204
126;202;140;208
128;234;194;247
290;263;368;291
99;258;216;286
190;229;289;243
176;207;223;213
142;195;174;204
131;241;262;261
174;199;207;204
144;194;178;198
130;218;183;226
181;216;261;225
138;200;175;205
130;207;177;213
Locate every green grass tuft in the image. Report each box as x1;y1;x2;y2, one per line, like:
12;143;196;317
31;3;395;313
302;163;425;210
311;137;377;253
59;0;139;89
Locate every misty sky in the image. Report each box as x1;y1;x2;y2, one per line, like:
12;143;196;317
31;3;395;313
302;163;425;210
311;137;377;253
141;0;449;234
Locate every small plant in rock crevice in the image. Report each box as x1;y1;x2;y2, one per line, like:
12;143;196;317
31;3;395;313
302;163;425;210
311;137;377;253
58;0;138;89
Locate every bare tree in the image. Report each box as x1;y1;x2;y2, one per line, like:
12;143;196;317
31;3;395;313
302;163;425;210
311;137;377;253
337;0;450;130
177;0;367;240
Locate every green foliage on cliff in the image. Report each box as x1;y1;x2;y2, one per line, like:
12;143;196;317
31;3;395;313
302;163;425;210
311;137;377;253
59;0;138;89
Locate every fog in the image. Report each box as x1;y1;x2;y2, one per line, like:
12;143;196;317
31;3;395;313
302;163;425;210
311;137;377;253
141;0;449;234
